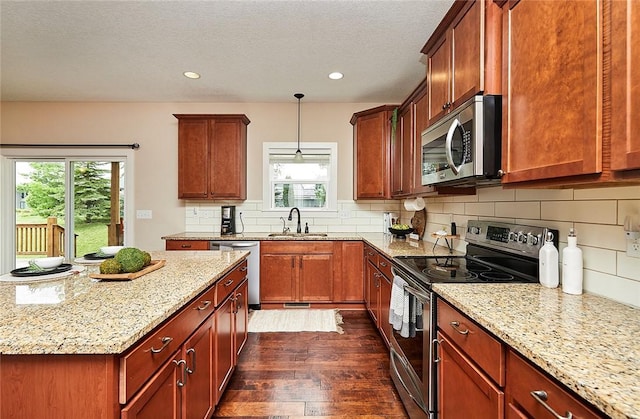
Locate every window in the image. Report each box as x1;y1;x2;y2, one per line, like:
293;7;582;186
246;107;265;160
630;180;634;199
0;147;134;272
263;142;337;211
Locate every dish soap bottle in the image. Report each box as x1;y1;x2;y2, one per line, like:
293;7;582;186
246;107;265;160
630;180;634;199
539;231;559;288
562;228;583;295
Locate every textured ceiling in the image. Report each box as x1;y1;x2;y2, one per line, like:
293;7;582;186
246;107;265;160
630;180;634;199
0;0;454;103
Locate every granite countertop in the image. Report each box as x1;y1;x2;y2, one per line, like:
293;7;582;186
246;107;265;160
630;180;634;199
162;231;464;258
433;283;640;419
0;250;247;355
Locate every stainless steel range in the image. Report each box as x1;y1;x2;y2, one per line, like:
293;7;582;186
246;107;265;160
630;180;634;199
389;220;558;419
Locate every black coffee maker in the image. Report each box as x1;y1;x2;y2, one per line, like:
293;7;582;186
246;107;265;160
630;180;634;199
221;206;236;235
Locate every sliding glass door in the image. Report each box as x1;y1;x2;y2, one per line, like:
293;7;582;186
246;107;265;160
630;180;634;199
11;158;126;268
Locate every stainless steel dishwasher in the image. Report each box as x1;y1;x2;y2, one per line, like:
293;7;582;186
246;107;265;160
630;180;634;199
209;241;260;309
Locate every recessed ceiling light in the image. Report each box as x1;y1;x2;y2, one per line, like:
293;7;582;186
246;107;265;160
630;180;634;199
183;71;201;79
328;72;344;80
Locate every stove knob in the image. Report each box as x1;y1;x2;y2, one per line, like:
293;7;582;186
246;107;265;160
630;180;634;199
468;226;481;235
508;231;517;242
527;232;538;246
517;232;526;243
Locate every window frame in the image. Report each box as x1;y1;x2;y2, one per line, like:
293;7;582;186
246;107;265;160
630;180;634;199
262;142;338;212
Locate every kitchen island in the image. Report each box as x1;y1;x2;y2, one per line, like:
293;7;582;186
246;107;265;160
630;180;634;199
0;250;248;418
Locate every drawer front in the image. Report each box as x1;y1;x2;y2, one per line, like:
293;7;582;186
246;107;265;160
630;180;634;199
363;245;379;266
506;350;602;419
215;259;248;306
377;255;393;279
437;299;505;386
119;286;215;403
165;240;210;251
261;241;334;254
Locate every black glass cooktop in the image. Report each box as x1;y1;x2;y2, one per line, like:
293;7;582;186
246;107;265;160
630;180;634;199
393;252;538;285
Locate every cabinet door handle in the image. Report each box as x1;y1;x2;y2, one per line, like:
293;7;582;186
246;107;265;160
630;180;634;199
432;338;443;363
449;321;469;335
186;348;196;374
195;300;211;311
173;359;187;387
235;292;242;313
148;336;173;353
530;390;574;419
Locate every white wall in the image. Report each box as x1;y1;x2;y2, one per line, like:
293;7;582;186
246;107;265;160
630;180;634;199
410;185;640;308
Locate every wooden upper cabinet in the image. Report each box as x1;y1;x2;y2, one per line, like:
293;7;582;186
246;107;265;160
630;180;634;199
351;105;397;199
500;0;602;184
423;0;501;127
174;114;250;200
611;0;640;171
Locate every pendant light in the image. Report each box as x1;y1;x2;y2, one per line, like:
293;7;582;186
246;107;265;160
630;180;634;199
294;93;304;162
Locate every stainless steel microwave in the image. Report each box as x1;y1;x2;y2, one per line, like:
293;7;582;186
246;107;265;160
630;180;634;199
421;95;502;186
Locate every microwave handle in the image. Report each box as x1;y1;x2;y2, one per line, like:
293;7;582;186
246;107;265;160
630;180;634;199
445;118;462;175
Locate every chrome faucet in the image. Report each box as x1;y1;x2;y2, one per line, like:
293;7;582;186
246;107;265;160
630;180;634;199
279;216;290;233
288;207;302;233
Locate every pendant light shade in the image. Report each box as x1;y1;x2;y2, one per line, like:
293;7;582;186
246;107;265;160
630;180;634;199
294;93;304;162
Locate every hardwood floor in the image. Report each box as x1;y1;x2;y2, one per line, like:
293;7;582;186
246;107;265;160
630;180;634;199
213;310;409;418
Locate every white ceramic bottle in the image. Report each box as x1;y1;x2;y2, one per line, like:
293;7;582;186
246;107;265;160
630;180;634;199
539;231;559;288
562;228;583;295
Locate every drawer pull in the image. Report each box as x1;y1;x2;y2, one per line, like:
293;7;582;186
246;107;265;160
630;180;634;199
450;321;469;335
180;244;191;248
380;261;388;267
173;359;187;387
240;266;248;272
224;279;234;287
530;390;574;419
148;336;173;353
186;348;196;374
195;300;212;311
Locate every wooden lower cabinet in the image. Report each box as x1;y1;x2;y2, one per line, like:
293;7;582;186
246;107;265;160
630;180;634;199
260;241;334;303
215;292;235;404
505;350;602;419
363;248;393;348
122;319;214;419
437;331;504;418
121;353;181;419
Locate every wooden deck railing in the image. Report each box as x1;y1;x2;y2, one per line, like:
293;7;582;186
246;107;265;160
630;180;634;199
16;217;73;257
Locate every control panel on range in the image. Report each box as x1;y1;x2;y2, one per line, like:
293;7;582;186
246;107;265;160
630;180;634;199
466;220;559;258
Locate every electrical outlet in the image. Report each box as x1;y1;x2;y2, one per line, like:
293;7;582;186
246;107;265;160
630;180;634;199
136;209;152;219
627;241;640;258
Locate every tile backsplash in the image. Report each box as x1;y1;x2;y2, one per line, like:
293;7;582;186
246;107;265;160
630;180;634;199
184;185;640;308
410;185;640;308
185;200;404;234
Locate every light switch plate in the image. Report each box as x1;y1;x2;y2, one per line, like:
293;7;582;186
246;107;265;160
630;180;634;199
136;209;152;219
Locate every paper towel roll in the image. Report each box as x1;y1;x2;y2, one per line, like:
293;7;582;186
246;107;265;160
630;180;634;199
403;197;425;211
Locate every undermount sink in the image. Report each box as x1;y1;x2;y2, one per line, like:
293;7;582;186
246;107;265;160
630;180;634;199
267;233;328;237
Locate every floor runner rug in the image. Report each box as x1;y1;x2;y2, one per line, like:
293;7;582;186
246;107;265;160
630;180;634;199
248;309;344;334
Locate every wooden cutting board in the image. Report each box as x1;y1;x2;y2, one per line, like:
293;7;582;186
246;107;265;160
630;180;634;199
410;208;427;239
89;259;165;281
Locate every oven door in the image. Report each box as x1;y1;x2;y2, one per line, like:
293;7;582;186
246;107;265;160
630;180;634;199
389;268;436;419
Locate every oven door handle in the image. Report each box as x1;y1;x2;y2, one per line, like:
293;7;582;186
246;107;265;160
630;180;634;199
403;284;430;304
390;346;428;413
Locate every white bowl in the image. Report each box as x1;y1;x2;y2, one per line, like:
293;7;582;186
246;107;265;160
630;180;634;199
100;246;124;255
34;256;64;269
